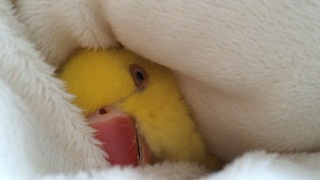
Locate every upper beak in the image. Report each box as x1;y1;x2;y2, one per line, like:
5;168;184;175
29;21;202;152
87;106;152;167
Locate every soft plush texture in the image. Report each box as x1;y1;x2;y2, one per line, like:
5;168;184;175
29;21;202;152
1;0;320;179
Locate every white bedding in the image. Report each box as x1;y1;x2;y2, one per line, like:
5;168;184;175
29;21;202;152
1;0;320;179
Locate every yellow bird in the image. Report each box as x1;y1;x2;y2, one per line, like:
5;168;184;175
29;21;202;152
58;49;221;169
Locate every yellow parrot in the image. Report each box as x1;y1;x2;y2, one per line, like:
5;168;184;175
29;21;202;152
58;49;221;169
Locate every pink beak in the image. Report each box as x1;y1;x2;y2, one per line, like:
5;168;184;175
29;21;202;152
87;106;152;167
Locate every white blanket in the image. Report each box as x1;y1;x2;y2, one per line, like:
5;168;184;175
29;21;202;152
1;0;320;179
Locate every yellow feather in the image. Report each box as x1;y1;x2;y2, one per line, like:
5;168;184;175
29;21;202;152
58;48;222;169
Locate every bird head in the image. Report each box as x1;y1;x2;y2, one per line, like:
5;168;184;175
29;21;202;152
58;49;220;169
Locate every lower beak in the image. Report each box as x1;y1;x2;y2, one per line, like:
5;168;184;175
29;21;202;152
87;106;152;167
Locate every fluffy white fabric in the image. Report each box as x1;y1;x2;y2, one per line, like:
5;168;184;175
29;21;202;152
203;152;320;180
0;0;110;175
1;0;320;179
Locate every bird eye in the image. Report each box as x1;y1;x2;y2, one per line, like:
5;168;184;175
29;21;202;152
129;64;149;91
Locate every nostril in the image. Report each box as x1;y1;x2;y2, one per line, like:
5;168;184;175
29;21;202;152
99;108;108;115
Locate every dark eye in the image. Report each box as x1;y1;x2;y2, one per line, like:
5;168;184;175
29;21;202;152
134;69;145;83
129;64;149;91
